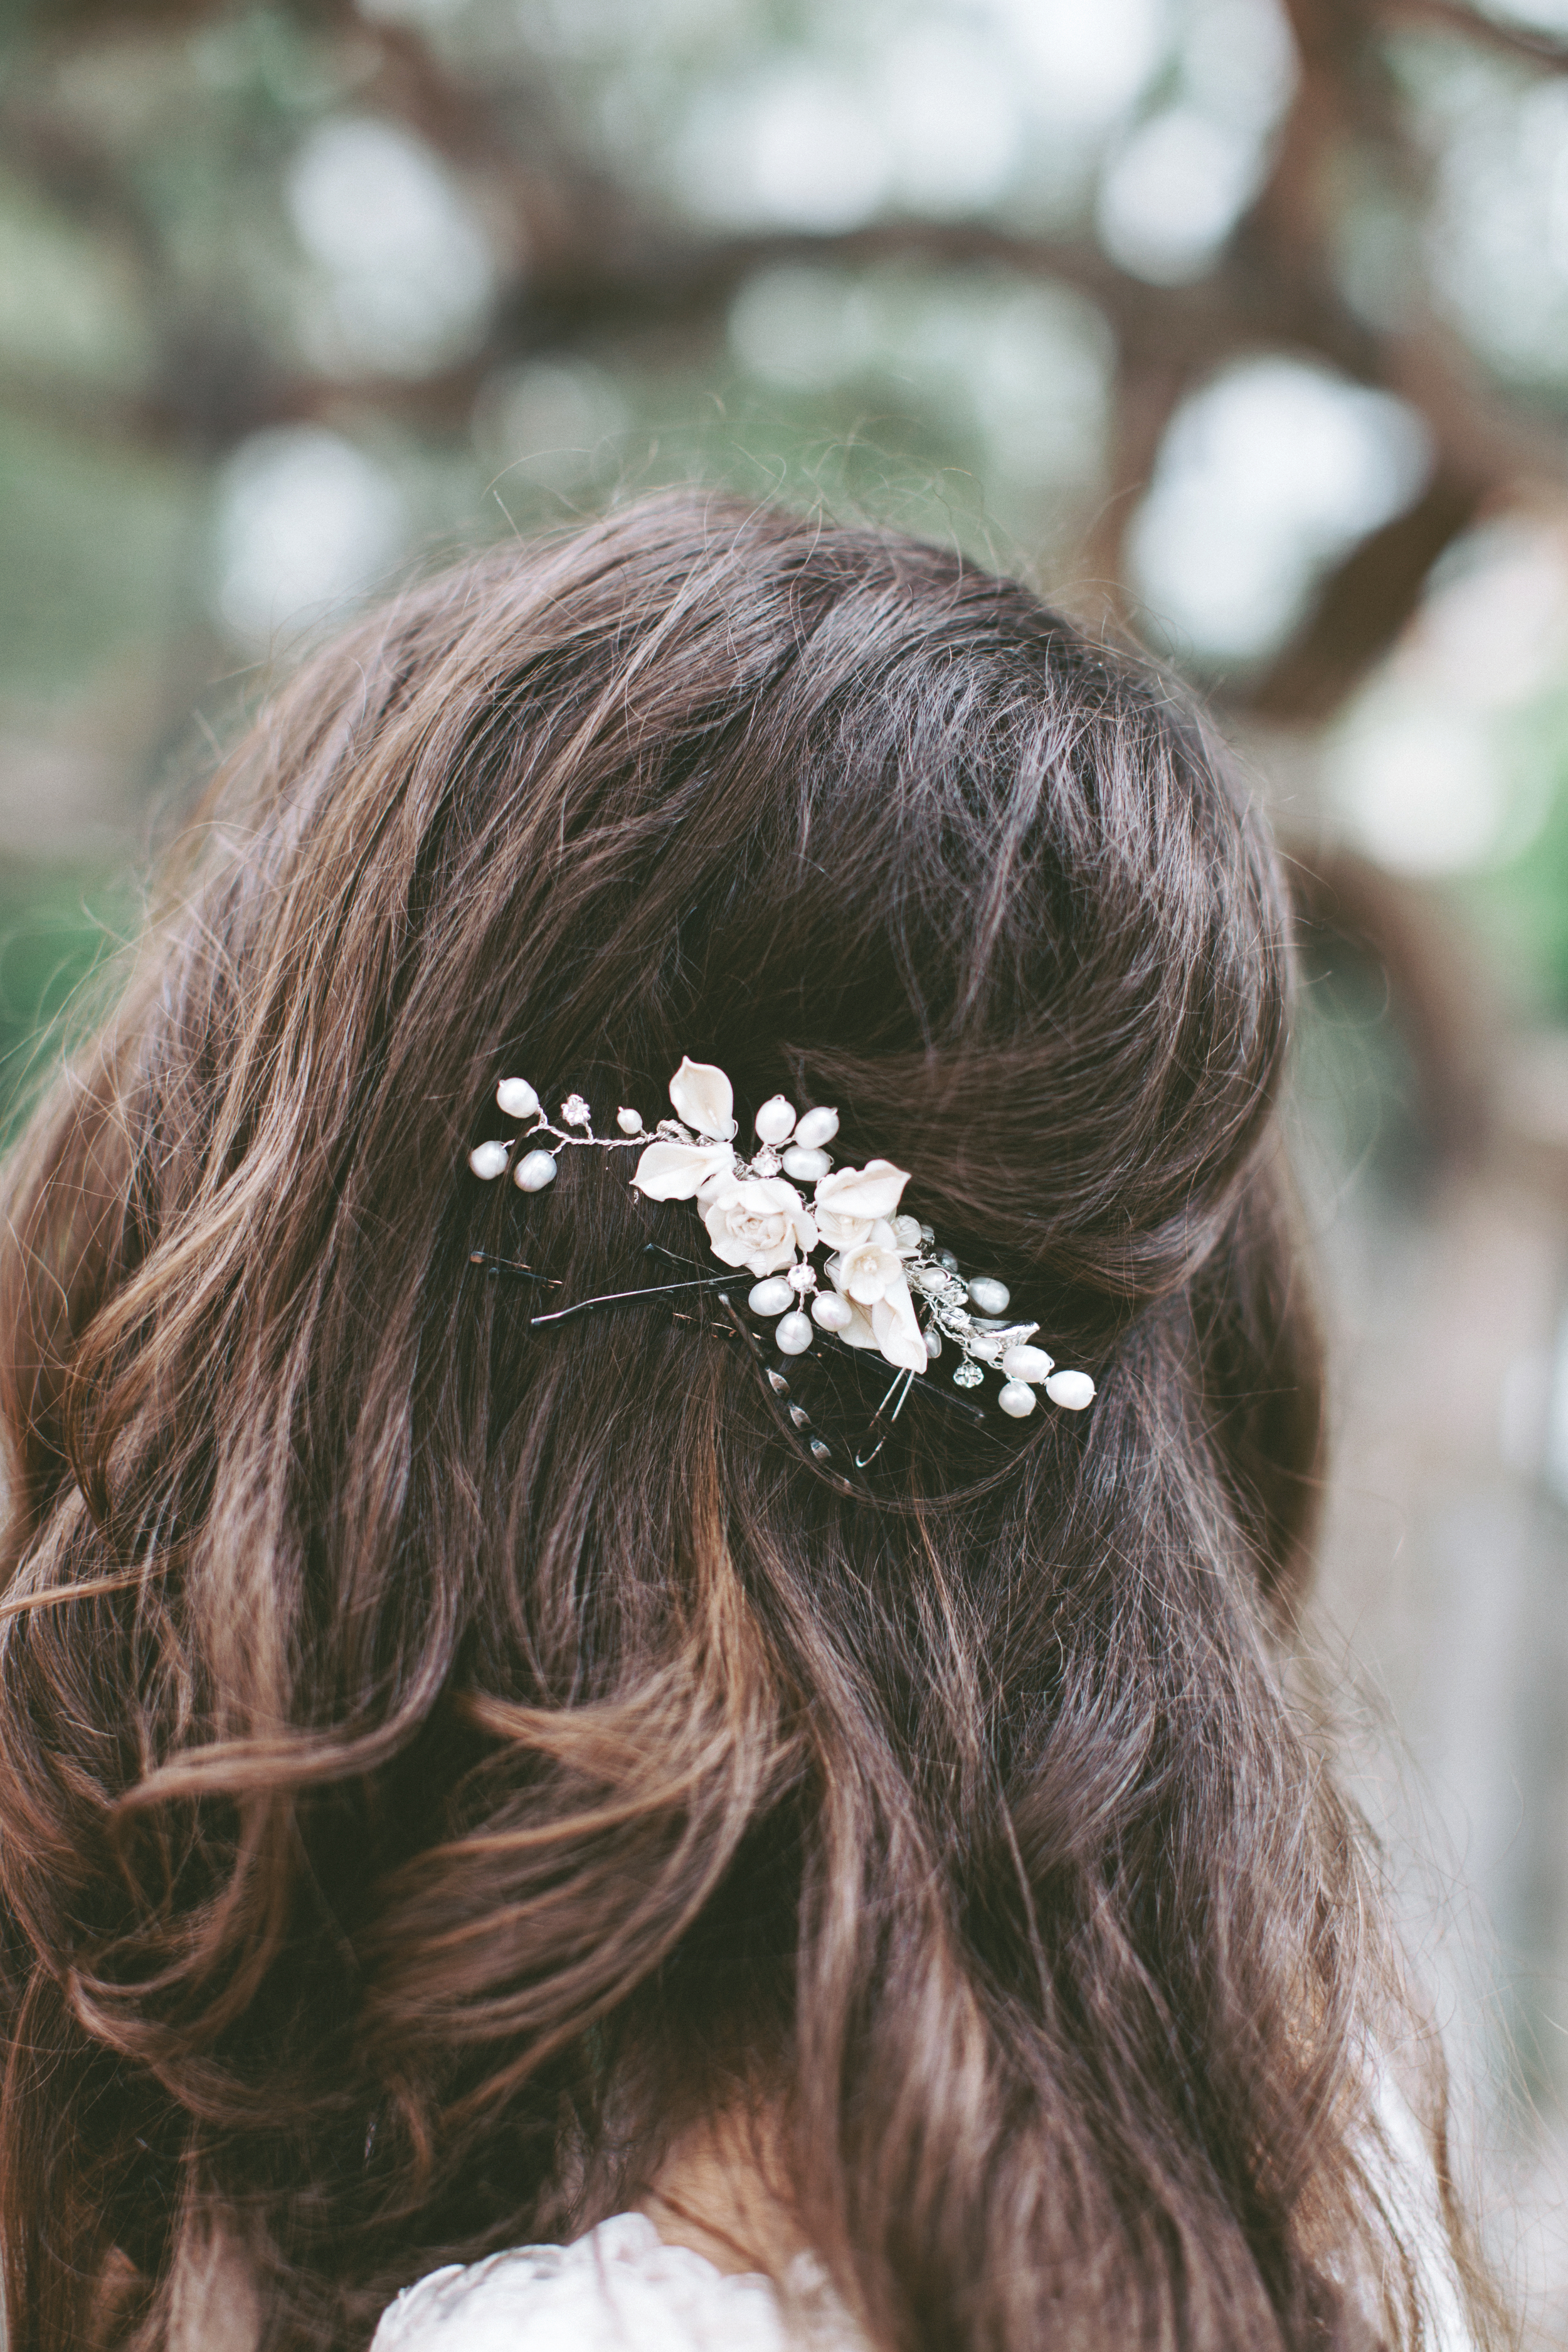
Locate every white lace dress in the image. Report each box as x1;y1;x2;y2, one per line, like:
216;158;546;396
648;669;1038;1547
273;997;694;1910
369;2212;859;2351
369;2121;1474;2352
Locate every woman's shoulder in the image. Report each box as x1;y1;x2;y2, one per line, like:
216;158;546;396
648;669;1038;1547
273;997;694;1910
369;2212;856;2351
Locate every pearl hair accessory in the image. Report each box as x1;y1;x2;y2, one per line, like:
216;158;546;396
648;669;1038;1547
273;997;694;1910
469;1056;1096;1433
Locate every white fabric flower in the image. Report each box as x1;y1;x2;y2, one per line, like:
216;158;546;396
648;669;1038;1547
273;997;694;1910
812;1158;911;1250
668;1056;737;1140
829;1281;927;1375
828;1219;926;1374
701;1175;817;1278
835;1221;906;1306
631;1138;736;1201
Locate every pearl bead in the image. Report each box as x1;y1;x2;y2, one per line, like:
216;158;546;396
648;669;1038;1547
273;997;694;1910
754;1095;797;1145
775;1311;813;1355
616;1106;642;1134
1001;1343;1053;1384
890;1214;923;1251
936;1250;960;1274
1045;1369;1096;1412
997;1380;1037;1419
968;1333;1003;1364
781;1145;831;1180
748;1276;794;1316
793;1106;839;1149
924;1329;942;1359
495;1077;539;1120
967;1276;1010;1315
513;1149;558;1192
468;1140;509;1181
812;1291;853;1330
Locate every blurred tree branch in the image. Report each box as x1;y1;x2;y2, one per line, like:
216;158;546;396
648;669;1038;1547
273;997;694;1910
3;0;1565;726
1381;0;1568;69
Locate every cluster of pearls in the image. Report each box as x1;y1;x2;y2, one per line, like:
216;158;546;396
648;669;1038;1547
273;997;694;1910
469;1061;1096;1421
469;1075;672;1192
904;1258;1094;1416
730;1093;840;1356
747;1092;840;1184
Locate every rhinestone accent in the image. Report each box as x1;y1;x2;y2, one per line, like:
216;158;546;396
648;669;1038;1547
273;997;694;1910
953;1361;984;1389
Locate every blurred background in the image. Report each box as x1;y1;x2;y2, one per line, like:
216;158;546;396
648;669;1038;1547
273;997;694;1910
1;0;1566;2326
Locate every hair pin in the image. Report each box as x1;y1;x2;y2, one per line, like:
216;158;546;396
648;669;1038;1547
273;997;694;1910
468;1056;1095;1422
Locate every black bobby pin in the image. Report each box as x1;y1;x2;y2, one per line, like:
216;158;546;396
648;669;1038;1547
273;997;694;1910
468;1250;558;1286
470;1243;737;1328
471;1237;1005;1491
529;1271;738;1327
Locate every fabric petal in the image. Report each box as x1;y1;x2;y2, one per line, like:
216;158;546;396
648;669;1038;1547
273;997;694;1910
872;1280;927;1375
814;1159;910;1233
668;1057;736;1140
813;1204;873;1251
831;1296;881;1352
631;1139;735;1200
750;1176;817;1253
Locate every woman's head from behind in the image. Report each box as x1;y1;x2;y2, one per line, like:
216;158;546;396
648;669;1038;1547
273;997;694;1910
0;493;1461;2349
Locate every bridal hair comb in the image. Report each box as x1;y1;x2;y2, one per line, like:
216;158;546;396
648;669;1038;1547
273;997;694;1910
467;1056;1096;1438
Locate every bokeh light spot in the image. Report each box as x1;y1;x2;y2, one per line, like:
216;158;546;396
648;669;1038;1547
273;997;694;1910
289;117;499;378
215;427;408;647
474;358;630;492
1130;356;1433;664
1096;107;1269;282
677;65;891;231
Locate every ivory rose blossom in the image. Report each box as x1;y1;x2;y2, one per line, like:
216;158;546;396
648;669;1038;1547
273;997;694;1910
701;1174;817;1278
812;1158;911;1251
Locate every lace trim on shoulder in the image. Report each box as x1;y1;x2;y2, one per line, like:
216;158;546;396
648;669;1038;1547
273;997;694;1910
371;2212;857;2351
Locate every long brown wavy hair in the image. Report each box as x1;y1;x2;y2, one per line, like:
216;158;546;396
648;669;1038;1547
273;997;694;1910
0;493;1500;2350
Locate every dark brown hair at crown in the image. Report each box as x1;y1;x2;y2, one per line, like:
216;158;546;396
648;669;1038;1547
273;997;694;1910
0;492;1502;2351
